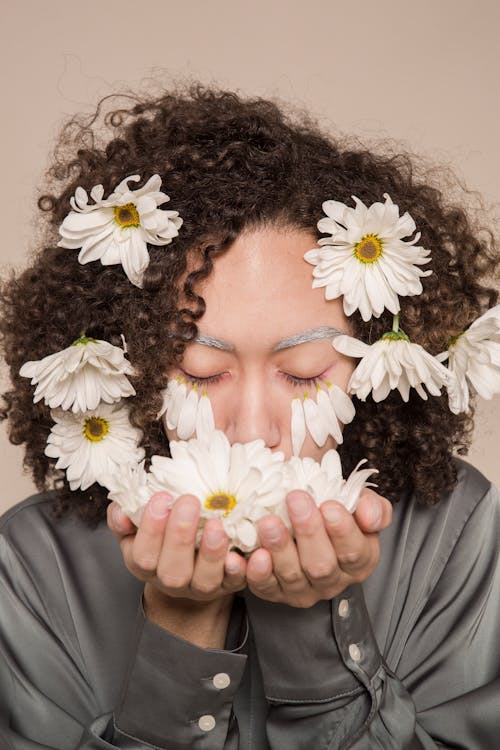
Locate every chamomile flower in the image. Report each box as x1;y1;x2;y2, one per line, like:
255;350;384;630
20;335;135;413
333;328;450;402
104;461;152;526
304;193;431;321
437;305;500;413
58;174;183;287
159;377;215;440
45;402;144;491
149;430;286;552
284;449;378;513
291;382;355;455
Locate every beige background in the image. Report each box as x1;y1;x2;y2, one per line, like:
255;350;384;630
1;0;498;512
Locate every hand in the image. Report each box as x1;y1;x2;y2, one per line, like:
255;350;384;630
107;492;247;603
246;488;392;608
107;493;249;648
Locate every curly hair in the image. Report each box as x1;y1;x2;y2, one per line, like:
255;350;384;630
1;83;498;525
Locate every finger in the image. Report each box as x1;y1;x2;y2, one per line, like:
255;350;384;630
156;495;200;593
127;493;172;576
321;501;379;579
257;514;308;592
354;490;392;533
190;520;229;597
223;551;247;592
107;502;136;541
246;548;281;599
286;492;338;588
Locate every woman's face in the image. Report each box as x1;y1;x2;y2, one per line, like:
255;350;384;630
166;226;355;460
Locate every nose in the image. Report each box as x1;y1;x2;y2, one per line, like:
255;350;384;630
224;377;281;449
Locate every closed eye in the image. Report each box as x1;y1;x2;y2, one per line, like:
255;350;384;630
280;372;324;387
180;369;228;386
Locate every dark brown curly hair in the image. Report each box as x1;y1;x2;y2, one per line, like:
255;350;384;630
1;83;498;525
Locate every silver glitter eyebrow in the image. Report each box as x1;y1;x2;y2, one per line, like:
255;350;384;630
272;326;346;351
194;333;234;352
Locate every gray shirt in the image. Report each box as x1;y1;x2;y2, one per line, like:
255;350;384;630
0;458;499;749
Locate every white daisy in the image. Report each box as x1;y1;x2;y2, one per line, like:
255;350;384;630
437;305;500;413
20;335;135;413
285;449;378;513
149;430;286;552
58;174;183;287
104;461;152;526
45;402;144;491
159;377;215;440
290;381;355;455
304;193;432;321
333;330;451;402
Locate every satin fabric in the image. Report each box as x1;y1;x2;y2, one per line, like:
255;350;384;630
0;458;499;749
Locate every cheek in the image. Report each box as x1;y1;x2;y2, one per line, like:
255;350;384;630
301;433;338;462
334;353;356;389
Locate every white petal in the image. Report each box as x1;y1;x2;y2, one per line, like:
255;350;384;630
303;396;329;446
195;393;215;441
327;384;356;424
316;389;342;444
333;334;370;359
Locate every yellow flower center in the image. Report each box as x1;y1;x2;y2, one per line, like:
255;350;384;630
354;234;383;264
83;417;109;442
114;203;140;228
204;493;236;514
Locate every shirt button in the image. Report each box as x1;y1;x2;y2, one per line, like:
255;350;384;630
338;599;350;618
198;714;216;732
349;643;362;662
213;672;231;689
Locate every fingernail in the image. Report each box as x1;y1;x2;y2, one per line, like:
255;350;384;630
225;558;241;575
322;503;343;525
253;555;270;573
368;498;382;528
288;494;311;520
149;493;173;519
176;500;199;524
205;526;225;548
260;519;282;544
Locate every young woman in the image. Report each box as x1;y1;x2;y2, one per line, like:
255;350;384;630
1;85;498;749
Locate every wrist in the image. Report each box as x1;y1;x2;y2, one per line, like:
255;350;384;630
144;584;234;649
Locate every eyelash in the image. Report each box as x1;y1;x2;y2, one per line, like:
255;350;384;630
181;371;226;386
180;370;324;388
281;373;323;387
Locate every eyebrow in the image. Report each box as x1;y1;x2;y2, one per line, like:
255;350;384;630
194;333;235;351
193;326;346;353
272;326;346;351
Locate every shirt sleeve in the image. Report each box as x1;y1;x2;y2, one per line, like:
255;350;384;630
0;532;247;750
113;605;247;748
244;483;500;750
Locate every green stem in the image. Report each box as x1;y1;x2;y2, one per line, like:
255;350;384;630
392;314;399;333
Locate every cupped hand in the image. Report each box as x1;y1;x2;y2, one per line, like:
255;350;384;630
107;492;247;602
246;488;392;608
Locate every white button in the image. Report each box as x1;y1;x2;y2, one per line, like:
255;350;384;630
198;714;216;732
349;643;362;662
213;672;231;689
338;599;349;618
